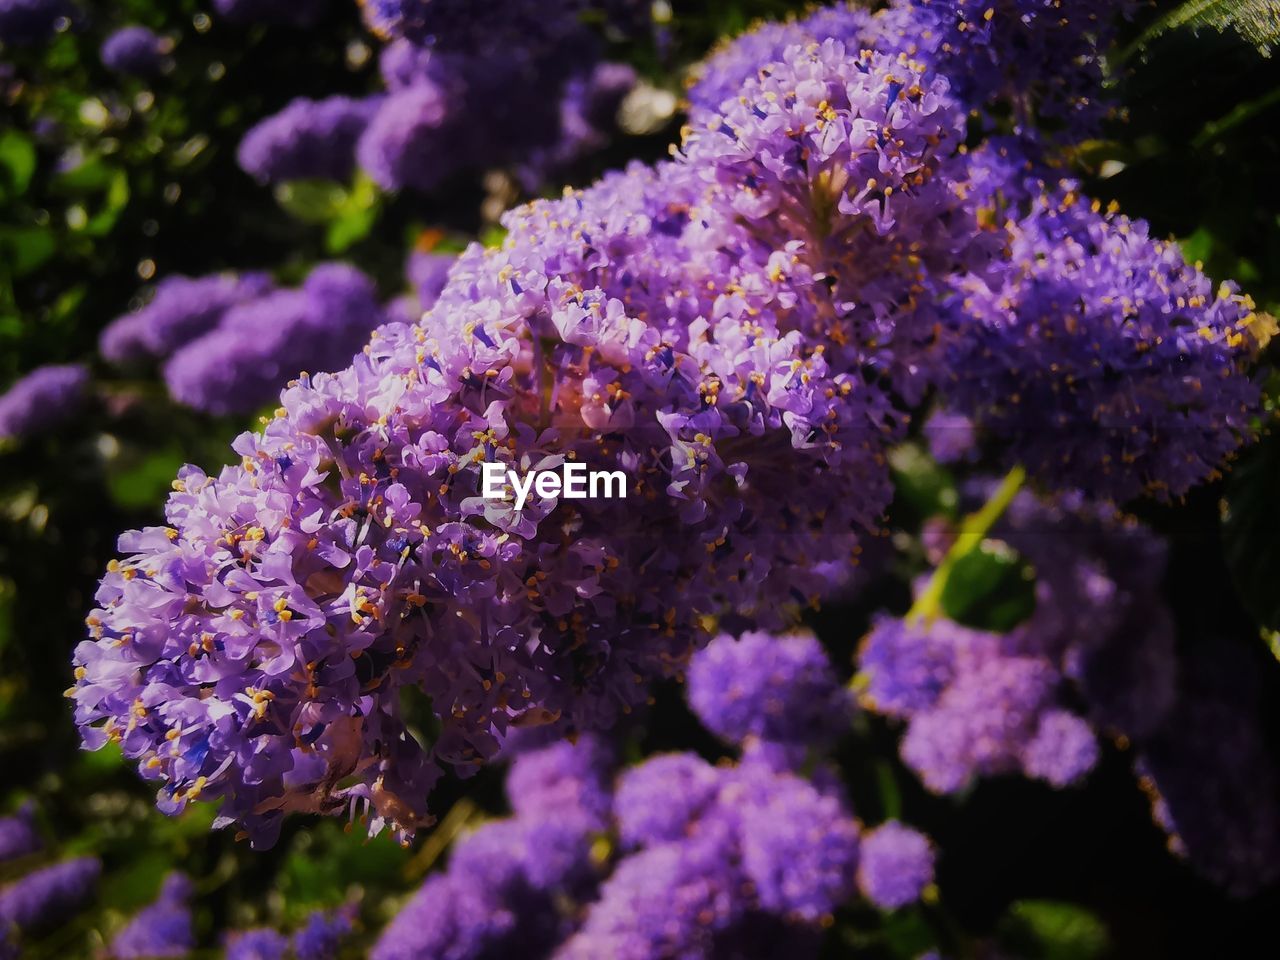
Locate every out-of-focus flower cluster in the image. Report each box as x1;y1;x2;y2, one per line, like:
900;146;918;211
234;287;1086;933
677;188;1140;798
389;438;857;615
374;630;934;960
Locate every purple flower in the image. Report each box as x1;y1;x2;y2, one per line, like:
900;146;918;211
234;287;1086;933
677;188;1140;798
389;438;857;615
687;629;852;749
922;408;977;465
943;186;1264;502
291;907;356;960
225;928;289;960
730;768;860;921
1020;709;1099;789
505;735;614;829
0;0;71;46
613;752;722;848
100;26;170;77
163;263;385;415
101;272;274;364
856;821;935;909
213;0;327;27
405;250;454;315
108;873;194;959
0;364;89;440
0;857;100;934
238;96;382;184
0;805;40;863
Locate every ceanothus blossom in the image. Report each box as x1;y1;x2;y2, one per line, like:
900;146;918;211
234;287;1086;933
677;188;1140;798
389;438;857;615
944;186;1267;502
858;487;1175;793
101;272;274;364
0;804;40;863
856;820;935;909
686;628;852;749
0;364;89;441
107;873;194;960
100;26;170;76
238;96;382;184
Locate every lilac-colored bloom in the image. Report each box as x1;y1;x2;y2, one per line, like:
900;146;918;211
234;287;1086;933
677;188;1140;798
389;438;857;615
163;263;384;415
857;821;935;909
923;408;977;464
944;186;1264;502
100;26;169;76
405;250;453;314
505;735;613;829
238;96;381;184
108;873;194;959
687;629;852;749
225;928;289;960
0;0;71;46
613;752;722;848
101;272;274;363
1021;709;1099;788
0;805;40;863
0;364;89;440
291;907;355;960
0;857;100;933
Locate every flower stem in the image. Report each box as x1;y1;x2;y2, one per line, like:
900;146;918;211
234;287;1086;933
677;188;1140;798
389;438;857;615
907;464;1027;623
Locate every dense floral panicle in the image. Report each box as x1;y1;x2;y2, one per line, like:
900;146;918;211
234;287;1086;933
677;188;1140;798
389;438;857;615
680;39;992;398
101;272;274;363
687;629;852;748
214;0;327;26
613;752;722;848
0;805;40;863
685;3;871;115
0;0;71;46
100;26;169;76
75;131;894;842
108;873;194;960
1020;709;1099;788
1136;648;1280;897
356;80;452;192
504;735;613;828
859;489;1176;793
371;874;499;960
238;96;381;184
726;765;860;921
554;826;745;960
922;407;976;464
864;0;1131;138
358;0;622;51
857;821;934;909
290;907;356;960
225;928;289;960
163;263;385;414
945;185;1266;502
0;363;89;440
0;857;99;933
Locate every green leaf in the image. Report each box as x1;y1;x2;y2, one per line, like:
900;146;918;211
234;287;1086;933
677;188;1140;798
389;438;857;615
107;445;188;511
0;226;57;276
1125;0;1280;58
889;442;958;521
0;130;37;196
998;900;1109;960
1223;428;1280;629
275;179;350;224
939;539;1036;632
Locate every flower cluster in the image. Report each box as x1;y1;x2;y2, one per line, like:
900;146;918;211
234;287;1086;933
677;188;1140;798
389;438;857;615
944;186;1267;502
0;857;101;956
72;0;1267;857
376;631;932;959
0;363;89;441
238;96;384;184
100;25;170;77
858;488;1174;792
107;873;194;960
223;906;356;959
235;1;641;193
102;265;386;416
